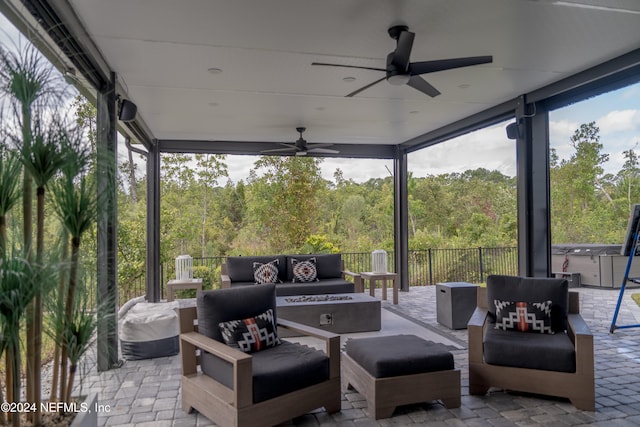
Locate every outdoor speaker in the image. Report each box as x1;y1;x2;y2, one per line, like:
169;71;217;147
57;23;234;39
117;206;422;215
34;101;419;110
505;121;522;140
119;99;137;122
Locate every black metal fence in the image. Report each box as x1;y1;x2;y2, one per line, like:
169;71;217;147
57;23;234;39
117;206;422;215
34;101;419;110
120;247;518;303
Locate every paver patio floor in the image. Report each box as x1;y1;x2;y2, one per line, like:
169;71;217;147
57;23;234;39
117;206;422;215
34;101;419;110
77;285;640;426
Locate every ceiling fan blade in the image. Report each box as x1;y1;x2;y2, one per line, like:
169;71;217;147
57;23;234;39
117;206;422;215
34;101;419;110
391;30;414;71
410;56;493;75
306;143;333;149
309;147;340;154
312;62;386;72
407;75;441;97
261;145;296;154
346;76;387;97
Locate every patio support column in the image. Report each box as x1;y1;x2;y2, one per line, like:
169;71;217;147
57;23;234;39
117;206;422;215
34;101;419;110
394;148;410;291
516;95;551;277
96;72;119;371
146;141;161;302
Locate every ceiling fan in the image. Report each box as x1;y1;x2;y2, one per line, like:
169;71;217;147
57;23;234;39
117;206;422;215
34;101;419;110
312;25;493;97
261;127;339;156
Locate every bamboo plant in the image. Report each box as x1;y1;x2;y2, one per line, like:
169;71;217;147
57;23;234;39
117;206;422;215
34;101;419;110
19;120;67;420
0;38;95;427
0;145;22;425
0;250;40;427
50;156;98;404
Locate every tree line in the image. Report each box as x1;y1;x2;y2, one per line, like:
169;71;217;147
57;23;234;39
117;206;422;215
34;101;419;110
117;121;639;296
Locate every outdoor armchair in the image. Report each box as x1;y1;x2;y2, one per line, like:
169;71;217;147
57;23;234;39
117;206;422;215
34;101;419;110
179;283;340;427
468;275;595;411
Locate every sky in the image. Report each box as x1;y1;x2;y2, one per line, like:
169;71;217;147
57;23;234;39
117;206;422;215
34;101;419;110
1;13;638;184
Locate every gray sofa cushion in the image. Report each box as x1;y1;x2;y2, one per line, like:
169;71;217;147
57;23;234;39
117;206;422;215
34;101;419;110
226;255;287;283
197;283;277;342
345;334;454;378
483;327;576;372
486;275;568;332
276;279;354;296
201;341;329;403
286;254;343;280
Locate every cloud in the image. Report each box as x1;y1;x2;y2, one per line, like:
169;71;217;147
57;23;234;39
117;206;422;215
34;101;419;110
597;109;640;134
227;155;260;183
620;85;640;100
408;123;517;177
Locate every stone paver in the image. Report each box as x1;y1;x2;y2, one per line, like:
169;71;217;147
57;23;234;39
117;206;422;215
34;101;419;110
73;285;640;426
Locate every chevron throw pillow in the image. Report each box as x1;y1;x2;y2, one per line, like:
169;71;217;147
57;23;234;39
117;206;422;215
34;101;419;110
253;259;281;284
291;257;320;283
494;299;554;334
219;308;281;353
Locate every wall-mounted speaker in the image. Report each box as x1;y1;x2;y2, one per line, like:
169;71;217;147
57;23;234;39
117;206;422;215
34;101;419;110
505;121;522;140
118;99;137;122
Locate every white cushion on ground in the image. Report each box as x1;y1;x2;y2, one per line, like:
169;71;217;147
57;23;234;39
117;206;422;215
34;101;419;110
120;307;179;342
119;302;181;360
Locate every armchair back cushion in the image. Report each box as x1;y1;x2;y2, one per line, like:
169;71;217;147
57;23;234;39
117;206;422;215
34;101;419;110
197;283;277;342
486;275;569;332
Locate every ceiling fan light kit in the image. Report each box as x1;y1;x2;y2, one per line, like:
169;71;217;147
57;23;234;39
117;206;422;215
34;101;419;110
312;25;493;97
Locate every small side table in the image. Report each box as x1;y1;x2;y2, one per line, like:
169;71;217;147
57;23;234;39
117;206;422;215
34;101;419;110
436;282;478;329
166;278;203;302
361;272;398;305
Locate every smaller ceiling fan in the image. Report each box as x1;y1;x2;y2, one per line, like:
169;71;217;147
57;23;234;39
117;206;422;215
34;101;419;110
261;127;339;156
312;25;493;97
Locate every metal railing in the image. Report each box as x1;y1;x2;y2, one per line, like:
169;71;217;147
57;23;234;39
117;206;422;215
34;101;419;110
119;247;518;303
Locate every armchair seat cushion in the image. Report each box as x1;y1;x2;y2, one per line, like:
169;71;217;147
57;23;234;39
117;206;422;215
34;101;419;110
483;327;576;373
252;341;330;403
200;341;329;403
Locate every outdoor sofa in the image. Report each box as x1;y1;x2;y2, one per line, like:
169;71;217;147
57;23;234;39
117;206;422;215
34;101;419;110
221;253;362;296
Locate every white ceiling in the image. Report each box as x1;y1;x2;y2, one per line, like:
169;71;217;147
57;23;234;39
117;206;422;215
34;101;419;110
66;0;640;147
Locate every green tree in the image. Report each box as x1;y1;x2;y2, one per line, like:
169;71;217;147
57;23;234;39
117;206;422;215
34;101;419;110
616;147;640;211
246;156;324;252
195;154;228;257
551;122;614;243
161;153;200;255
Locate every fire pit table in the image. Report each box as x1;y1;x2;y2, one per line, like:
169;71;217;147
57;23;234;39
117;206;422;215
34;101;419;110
276;293;381;335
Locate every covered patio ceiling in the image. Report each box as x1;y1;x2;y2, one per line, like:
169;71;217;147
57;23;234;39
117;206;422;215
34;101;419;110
3;0;640;155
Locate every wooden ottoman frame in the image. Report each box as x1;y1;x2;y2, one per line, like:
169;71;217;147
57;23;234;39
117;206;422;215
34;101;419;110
342;352;460;419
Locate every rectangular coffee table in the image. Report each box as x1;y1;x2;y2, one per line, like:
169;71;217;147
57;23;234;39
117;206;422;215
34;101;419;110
276;293;381;335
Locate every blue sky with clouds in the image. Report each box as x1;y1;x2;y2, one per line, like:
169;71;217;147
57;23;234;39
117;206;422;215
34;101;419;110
404;82;640;181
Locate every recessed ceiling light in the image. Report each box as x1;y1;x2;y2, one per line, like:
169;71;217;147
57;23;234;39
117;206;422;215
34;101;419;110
207;67;223;74
342;76;356;82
